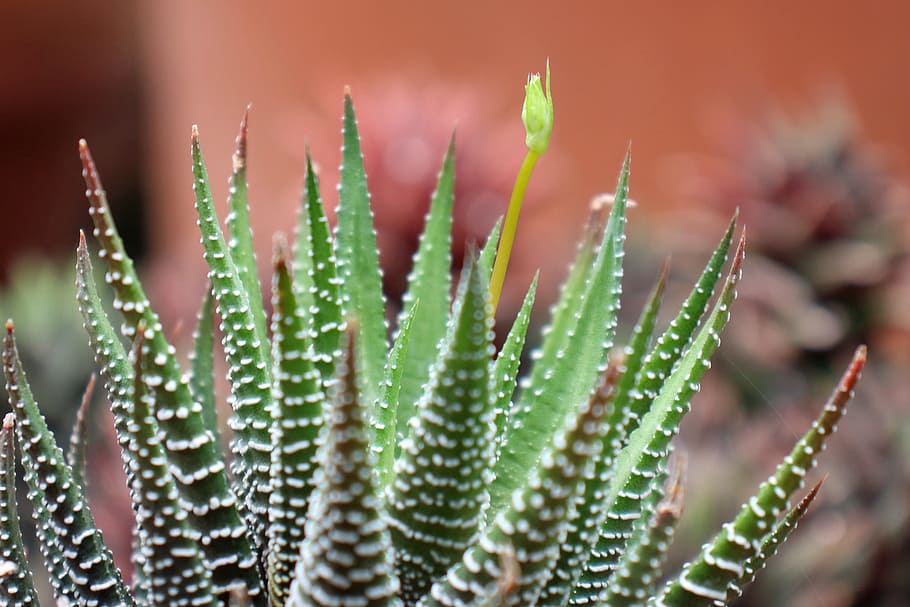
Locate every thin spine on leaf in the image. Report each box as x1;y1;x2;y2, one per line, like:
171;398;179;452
736;478;824;592
127;328;216;607
491;274;538;445
655;346;865;607
287;328;402;607
67;374;96;489
394;135;456;435
601;456;686;607
478;217;503;281
79;142;262;601
0;413;39;606
295;151;343;383
388;256;496;603
571;235;746;605
267;235;326;606
419;364;611;607
3;322;136;607
493;153;629;514
226;106;269;344
335;92;388;411
189;284;221;444
377;300;419;487
192;126;275;547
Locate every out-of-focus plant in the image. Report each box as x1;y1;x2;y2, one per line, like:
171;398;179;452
657;98;910;606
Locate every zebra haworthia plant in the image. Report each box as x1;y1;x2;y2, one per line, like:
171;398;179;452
0;66;866;607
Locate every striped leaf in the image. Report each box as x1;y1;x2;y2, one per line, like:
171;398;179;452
737;478;824;592
377;300;419;487
492;274;538;442
571;235;746;604
267;236;327;606
127;330;216;607
654;346;865;606
609;261;669;423
189;284;221;443
493;152;629;514
3;322;135;607
287;330;401;607
395;135;456;435
388;256;495;603
79;141;263;601
226;106;269;345
295;150;344;383
601;456;686;606
192;126;275;546
0;413;39;606
419;360;611;607
335;92;388;411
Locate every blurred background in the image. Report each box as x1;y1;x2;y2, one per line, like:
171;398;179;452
2;2;909;605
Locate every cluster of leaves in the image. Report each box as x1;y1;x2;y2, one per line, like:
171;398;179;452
0;84;865;607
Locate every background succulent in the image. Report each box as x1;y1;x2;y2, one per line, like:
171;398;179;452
0;71;865;607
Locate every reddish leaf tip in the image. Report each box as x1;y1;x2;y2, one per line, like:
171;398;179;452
272;232;289;267
2;412;13;430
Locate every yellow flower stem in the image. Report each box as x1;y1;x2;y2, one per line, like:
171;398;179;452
489;148;540;314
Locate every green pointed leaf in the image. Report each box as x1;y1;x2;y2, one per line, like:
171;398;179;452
0;414;39;606
479;217;503;281
601;457;686;607
609;260;669;424
267;236;327;606
192;126;275;545
536;363;622;607
395;135;456;434
79;142;263;601
655;346;865;606
420;365;610;607
572;235;746;604
128;330;216;607
737;478;824;593
335;93;388;411
3;323;135;607
519;192;610;394
189;284;221;444
493;153;630;514
66;375;96;490
615;215;736;453
377;299;419;487
492;273;538;442
287;330;402;607
226;107;269;345
295;150;343;383
388;256;495;602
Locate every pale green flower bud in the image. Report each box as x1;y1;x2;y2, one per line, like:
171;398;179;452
521;61;553;155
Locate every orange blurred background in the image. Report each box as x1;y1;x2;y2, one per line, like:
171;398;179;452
4;1;909;309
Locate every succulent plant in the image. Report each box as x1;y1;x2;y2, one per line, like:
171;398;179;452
0;68;866;607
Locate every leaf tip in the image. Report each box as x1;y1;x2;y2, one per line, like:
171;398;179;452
2;412;13;430
272;232;289;267
233;107;250;172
